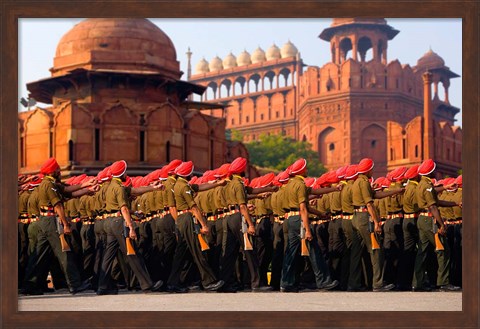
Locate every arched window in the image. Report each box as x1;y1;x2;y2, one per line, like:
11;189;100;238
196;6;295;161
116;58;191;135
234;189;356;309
139;130;145;162
94;128;100;161
68;140;74;162
166;141;171;162
415;145;419;158
329;143;335;151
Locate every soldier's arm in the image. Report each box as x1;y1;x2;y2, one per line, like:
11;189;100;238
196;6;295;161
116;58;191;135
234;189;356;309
248;185;278;195
53;202;71;233
310;186;338;195
437;199;459;207
428;204;446;235
195;179;227;192
299;202;313;240
374;188;403;199
239;203;255;235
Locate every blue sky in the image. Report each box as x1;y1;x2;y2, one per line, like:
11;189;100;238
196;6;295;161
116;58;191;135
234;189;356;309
19;18;462;126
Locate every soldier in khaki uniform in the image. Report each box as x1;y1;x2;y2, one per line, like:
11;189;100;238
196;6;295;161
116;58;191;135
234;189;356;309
280;158;339;292
98;160;163;295
219;157;273;292
23;158;91;295
18;181;33;288
341;165;359;291
269;171;289;291
166;161;224;293
350;158;402;292
412;159;460;292
383;167;407;290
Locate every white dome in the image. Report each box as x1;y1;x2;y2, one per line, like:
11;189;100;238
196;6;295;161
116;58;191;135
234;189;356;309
251;47;266;64
209;56;223;71
266;43;281;61
281;40;298;58
195;58;209;74
237;50;252;66
223;52;237;69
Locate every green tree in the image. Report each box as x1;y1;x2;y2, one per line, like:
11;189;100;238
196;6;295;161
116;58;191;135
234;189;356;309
245;133;327;176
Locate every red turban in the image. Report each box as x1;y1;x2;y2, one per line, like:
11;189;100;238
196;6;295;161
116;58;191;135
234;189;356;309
455;175;462;187
40;158;60;175
214;163;231;178
167;159;183;175
123;176;132;187
258;173;275;188
29;175;43;187
288;158;307;176
373;177;385;190
345;165;358;180
336;166;347;179
390;166;407;181
175;161;194;177
404;165;420;180
277;170;290;184
189;176;198;185
381;177;391;188
325;171;340;185
357;158;374;174
418;159;436;176
111;160;127;177
304;177;316;188
229;157;247;175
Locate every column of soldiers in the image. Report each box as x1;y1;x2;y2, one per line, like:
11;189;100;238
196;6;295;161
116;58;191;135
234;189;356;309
18;156;462;295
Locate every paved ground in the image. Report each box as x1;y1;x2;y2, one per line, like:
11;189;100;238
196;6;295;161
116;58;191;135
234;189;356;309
18;290;462;312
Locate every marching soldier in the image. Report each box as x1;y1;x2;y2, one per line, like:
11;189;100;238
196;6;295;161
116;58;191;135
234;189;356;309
97;160;163;295
166;161;225;293
412;159;461;292
23;158;91;295
350;158;402;292
450;175;462;287
383;167;407;290
280;158;339;292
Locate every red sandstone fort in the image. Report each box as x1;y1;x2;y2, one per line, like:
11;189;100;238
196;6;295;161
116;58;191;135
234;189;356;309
18;18;461;178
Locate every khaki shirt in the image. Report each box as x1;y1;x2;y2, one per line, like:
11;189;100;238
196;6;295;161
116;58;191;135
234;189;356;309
18;190;31;215
284;175;308;209
452;188;462;218
164;176;177;207
385;182;403;213
415;176;438;210
329;188;343;213
375;198;387;218
316;194;330;214
38;175;62;209
341;180;355;214
79;195;90;218
439;191;455;220
94;181;111;215
174;177;196;211
255;195;272;216
402;180;419;214
27;188;40;216
270;187;286;216
152;190;164;212
352;174;374;207
195;191;211;214
213;185;228;210
225;175;247;206
105;178;129;212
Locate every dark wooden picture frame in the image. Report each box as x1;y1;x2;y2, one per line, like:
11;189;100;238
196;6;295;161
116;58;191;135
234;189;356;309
1;1;478;328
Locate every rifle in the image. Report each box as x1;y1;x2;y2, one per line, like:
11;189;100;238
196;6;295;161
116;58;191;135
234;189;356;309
300;221;310;256
193;217;210;251
56;219;71;252
123;225;136;255
368;220;381;250
432;219;445;251
241;216;253;251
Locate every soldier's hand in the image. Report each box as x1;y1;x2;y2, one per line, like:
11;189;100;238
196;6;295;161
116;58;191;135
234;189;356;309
457;202;462;208
217;179;228;186
81;178;97;188
270;185;279;192
305;230;313;241
248;225;256;235
63;223;72;235
200;225;210;235
336;184;343;191
129;226;137;240
438;225;447;236
374;221;382;234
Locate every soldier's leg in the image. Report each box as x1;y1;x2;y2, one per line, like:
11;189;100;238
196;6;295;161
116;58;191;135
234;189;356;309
161;214;177;282
110;218;153;291
219;214;242;290
357;213;384;289
80;221;96;282
328;218;345;285
413;216;433;289
308;224;334;288
349;214;366;290
281;216;301;289
254;216;272;287
452;224;462;286
18;222;29;288
400;217;418;289
340;218;353;291
98;218;120;292
435;230;450;287
270;221;284;290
